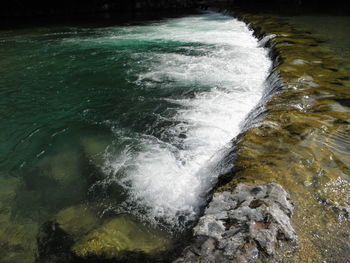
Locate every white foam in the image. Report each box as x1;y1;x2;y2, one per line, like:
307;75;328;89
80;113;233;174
99;12;271;229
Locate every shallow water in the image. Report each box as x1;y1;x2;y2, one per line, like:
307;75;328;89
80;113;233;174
282;15;350;60
223;13;350;263
0;12;271;261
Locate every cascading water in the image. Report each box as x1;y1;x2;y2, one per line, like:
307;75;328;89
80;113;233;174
0;11;272;262
88;12;272;229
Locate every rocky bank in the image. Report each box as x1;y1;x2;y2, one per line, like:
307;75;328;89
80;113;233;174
174;183;296;263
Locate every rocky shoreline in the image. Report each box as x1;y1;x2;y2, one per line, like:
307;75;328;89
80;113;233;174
173;8;350;262
174;183;296;263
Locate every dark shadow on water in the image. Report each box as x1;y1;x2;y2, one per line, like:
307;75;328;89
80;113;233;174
0;9;202;30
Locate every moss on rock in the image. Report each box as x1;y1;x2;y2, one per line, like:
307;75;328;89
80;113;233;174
0;174;38;263
54;204;101;240
80;135;110;168
72;214;171;259
216;13;350;262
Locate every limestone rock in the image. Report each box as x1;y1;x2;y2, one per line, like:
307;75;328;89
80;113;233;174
174;183;296;263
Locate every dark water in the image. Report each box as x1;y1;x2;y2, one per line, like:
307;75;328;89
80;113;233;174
282;15;350;60
0;12;271;262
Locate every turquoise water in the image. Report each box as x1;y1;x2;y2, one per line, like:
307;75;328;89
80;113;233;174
0;12;271;261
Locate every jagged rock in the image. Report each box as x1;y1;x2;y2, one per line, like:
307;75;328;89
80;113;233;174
174;183;296;263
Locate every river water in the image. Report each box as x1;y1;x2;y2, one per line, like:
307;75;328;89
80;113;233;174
0;12;271;261
282;15;350;61
2;11;349;263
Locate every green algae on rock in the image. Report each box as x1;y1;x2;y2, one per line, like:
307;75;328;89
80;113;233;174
80;135;111;168
72;214;172;259
0;175;38;263
0;214;38;263
0;175;21;212
54;204;102;240
36;205;174;262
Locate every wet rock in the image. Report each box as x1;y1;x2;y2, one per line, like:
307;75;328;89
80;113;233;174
37;220;75;263
174;183;295;263
218;13;350;262
72;214;172;259
80;136;110;168
0;175;38;263
15;151;89;221
37;208;173;262
36;203;102;263
42;151;84;185
316;176;350;221
0;214;38;263
54;204;101;240
0;175;21;212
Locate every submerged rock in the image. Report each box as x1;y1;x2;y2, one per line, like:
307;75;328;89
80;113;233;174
0;174;38;263
15;150;89;222
316;176;350;221
37;203;102;263
80;136;110;168
72;214;172;260
54;204;101;240
42;151;84;186
174;183;295;263
37;208;173;262
0;214;38;263
0;175;21;212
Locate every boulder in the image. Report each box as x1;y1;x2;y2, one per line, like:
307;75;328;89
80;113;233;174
174;183;296;263
54;204;101;240
72;214;172;259
36;203;101;263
